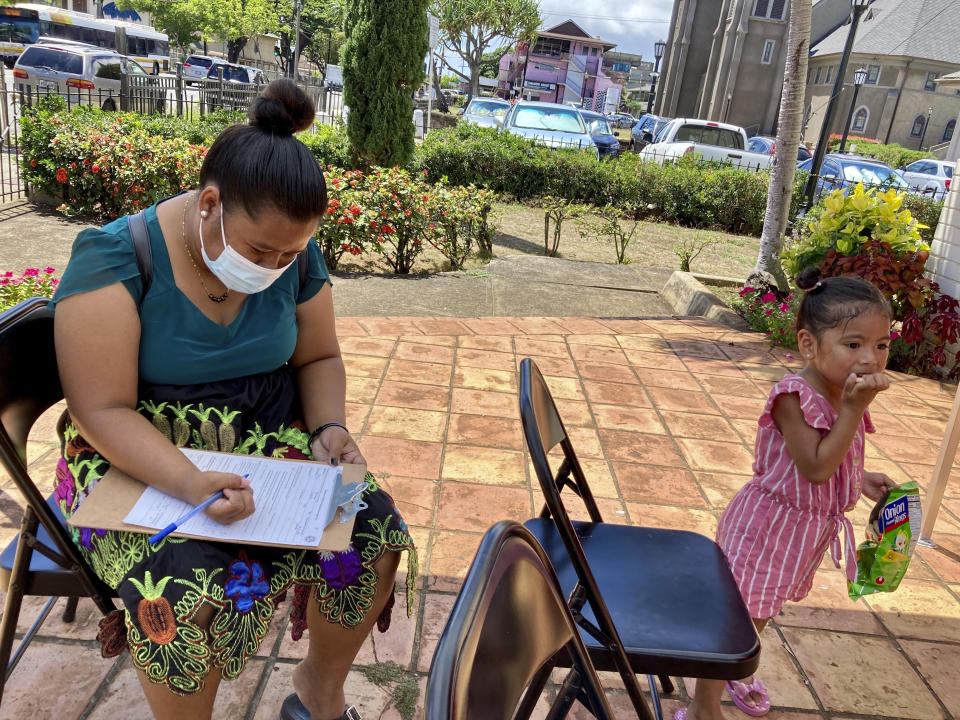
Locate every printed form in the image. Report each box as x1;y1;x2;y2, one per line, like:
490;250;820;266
124;449;339;547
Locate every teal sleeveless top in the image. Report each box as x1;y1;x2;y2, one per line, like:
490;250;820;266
53;200;330;386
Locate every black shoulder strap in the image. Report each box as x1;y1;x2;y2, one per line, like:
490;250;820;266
297;247;309;294
127;211;153;305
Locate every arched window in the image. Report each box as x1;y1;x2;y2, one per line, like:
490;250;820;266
852;106;869;132
944;119;956;143
910;115;926;138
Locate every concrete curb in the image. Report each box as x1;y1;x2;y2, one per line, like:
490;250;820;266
661;271;750;330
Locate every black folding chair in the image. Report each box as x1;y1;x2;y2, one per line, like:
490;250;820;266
0;298;117;706
427;521;614;720
519;358;761;720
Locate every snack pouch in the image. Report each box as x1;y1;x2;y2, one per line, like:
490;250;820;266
848;481;922;600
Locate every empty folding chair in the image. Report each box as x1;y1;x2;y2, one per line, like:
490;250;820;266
427;521;614;720
0;298;117;706
519;357;761;720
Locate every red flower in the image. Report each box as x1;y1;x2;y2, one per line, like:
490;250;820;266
56;168;67;183
29;159;36;167
761;292;776;303
91;164;100;174
348;204;361;216
381;224;394;234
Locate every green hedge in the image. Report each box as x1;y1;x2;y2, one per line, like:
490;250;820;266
22;106;945;242
825;135;933;170
412;124;807;236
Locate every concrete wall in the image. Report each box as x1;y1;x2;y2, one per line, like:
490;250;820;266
726;20;788;134
804;57;960;149
927;183;960;302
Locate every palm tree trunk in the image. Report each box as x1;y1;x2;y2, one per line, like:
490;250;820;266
750;0;812;291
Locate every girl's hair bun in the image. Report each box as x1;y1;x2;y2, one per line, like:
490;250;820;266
795;266;823;291
248;79;315;136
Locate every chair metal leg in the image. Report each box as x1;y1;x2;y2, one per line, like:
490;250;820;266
61;596;78;623
0;507;39;703
658;674;675;694
6;596;57;677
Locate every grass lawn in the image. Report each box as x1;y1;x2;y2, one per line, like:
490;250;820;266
336;201;760;279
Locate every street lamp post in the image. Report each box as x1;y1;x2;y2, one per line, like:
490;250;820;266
838;67;868;153
918;105;934;150
803;0;870;209
646;39;665;114
646;72;659;114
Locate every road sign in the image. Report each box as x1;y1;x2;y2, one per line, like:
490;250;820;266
428;12;439;49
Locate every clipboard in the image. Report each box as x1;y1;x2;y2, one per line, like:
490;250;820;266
68;456;366;552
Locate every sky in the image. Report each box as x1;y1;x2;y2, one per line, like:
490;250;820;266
535;0;675;60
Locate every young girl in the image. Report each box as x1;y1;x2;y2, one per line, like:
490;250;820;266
677;268;899;720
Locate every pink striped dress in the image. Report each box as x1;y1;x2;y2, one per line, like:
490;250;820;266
716;374;873;618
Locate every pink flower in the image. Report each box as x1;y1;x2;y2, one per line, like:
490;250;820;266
785;353;795;359
2;271;12;278
890;330;900;340
761;292;776;303
779;303;790;312
23;268;39;277
44;267;55;274
764;309;774;317
738;286;755;297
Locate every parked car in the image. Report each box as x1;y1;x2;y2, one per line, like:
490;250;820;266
609;112;635;128
501;101;598;159
746;135;813;162
579;109;621;159
201;62;261;110
13;43;166;113
181;54;228;83
797;153;911;198
630;113;670;152
459;97;511;128
641;118;774;170
898;159;953;201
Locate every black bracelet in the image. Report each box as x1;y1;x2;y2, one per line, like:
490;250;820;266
308;421;348;446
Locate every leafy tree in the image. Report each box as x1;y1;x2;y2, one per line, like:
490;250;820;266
342;0;429;167
439;73;459;88
751;0;811;290
273;0;344;77
478;45;509;78
433;0;539;100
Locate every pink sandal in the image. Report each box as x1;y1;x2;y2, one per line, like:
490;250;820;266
673;711;687;720
726;678;771;717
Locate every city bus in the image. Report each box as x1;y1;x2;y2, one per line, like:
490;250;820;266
0;4;168;71
0;5;38;66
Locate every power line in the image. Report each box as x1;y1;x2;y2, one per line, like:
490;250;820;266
539;11;670;24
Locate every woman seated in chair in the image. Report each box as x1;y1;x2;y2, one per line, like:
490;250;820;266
51;79;415;720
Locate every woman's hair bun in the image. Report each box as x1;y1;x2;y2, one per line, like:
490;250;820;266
248;79;315;136
795;266;823;291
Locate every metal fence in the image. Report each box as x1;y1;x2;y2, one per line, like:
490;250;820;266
0;63;344;204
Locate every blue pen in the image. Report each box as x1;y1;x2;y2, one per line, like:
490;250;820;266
148;474;249;546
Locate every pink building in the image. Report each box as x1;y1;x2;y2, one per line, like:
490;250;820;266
497;20;622;111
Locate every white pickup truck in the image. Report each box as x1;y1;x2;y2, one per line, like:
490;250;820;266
640;118;773;171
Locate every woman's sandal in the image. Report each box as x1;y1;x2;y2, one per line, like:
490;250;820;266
725;678;771;717
279;693;362;720
673;710;687;720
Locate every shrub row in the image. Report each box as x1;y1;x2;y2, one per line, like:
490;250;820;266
824;133;933;170
20;104;944;242
413;124;808;236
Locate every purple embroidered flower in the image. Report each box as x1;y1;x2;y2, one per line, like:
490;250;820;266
317;545;362;590
225;553;270;613
54;457;75;510
79;526;107;549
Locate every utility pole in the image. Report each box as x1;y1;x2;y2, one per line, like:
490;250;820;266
292;0;302;81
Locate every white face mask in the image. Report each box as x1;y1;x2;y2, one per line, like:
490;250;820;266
199;203;295;295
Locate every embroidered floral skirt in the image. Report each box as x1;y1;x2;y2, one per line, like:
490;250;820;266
54;366;417;696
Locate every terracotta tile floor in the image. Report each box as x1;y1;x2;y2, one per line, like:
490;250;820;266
2;316;960;719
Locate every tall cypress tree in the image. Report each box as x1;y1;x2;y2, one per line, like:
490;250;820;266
341;0;429;168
